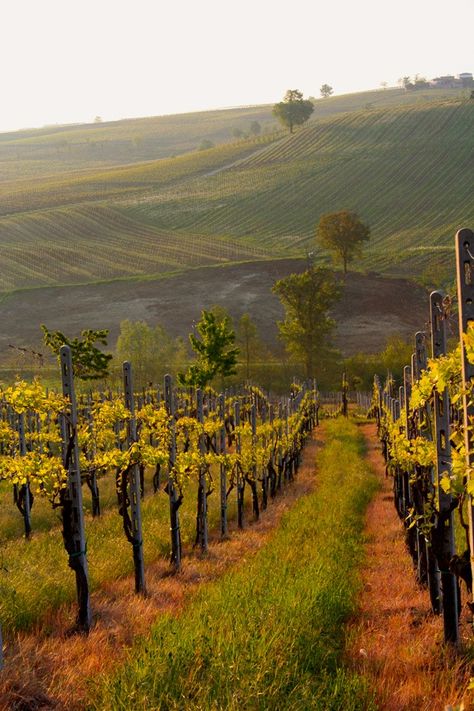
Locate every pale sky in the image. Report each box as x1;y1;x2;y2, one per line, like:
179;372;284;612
1;0;473;133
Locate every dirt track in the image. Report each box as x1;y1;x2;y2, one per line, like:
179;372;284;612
348;423;471;710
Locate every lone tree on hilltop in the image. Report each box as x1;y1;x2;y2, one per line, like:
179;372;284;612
272;266;340;379
272;90;314;134
316;210;370;275
320;84;333;98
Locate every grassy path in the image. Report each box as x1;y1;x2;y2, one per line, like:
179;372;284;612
1;419;383;710
347;423;472;711
0;427;320;709
88;418;378;711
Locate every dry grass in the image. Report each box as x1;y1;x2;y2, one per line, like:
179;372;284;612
347;423;473;711
0;433;322;711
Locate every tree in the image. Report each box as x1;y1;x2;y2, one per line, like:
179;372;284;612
116;320;186;386
272;267;341;379
316;210;370;274
41;325;112;380
249;120;261;136
231;127;244;139
178;309;239;388
236;313;267;380
272;89;314;134
320;84;333;99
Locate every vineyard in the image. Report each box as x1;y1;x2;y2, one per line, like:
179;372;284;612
3;229;474;707
0;90;472;302
373;228;474;649
131;100;474;276
0;356;318;641
0;205;270;290
0;87;457;182
2;83;474;706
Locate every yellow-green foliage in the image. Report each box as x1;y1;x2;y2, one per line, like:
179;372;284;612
378;323;474;498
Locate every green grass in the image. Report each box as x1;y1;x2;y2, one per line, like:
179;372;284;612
0;467;242;632
91;418;379;711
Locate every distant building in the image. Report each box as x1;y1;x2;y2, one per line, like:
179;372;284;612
458;72;474;87
428;73;473;89
430;75;461;88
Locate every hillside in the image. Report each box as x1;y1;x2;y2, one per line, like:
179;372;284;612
0;87;470;365
0;87;459;181
0;260;428;362
127;98;474;280
0;88;471;296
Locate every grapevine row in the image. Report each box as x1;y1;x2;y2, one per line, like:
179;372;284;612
0;355;319;639
372;227;474;645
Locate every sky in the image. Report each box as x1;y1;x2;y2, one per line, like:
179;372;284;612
1;0;473;133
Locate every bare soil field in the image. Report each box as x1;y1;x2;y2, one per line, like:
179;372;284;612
0;259;429;360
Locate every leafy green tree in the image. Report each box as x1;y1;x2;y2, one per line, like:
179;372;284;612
178;310;239;388
116;320;186;386
320;84;333;98
380;335;413;380
272;90;314;134
272;267;341;379
249;121;261;136
236;313;267;380
316;210;370;274
41;325;112;380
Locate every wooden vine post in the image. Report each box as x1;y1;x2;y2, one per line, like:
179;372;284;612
430;290;459;643
123;362;146;595
403;365;422;582
218;394;228;537
196;388;208;552
17;412;32;538
164;375;182;570
234;400;244;528
59;345;91;632
455;228;474;606
250;403;260;519
414;331;442;614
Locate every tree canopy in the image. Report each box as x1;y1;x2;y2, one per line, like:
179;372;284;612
272;90;314;134
41;325;112;380
316;210;370;274
272;267;341;379
178;309;239;388
116;320;186;386
320;84;333;98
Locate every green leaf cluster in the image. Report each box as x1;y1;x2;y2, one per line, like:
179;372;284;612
41;325;112;380
178;310;239;388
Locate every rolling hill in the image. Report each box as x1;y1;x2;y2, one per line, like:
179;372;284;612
0;87;471;360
